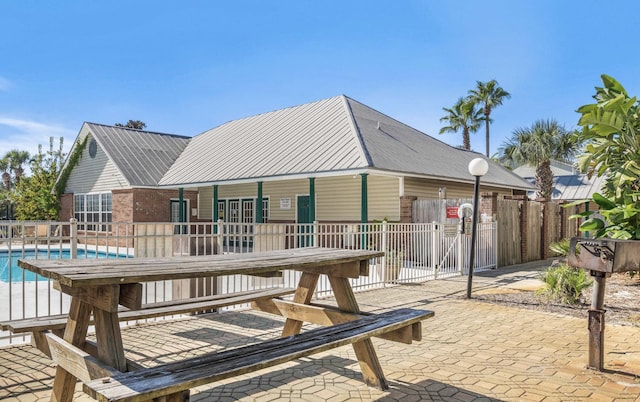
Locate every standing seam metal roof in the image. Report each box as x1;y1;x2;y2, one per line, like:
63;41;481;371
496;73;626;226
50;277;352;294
86;123;191;187
157;95;533;190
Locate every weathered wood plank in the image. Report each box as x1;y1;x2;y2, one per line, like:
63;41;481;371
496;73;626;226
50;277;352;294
45;332;121;382
252;299;420;344
52;297;92;402
84;308;434;402
118;283;143;310
328;275;387;390
94;308;127;372
53;283;120;312
18;248;383;287
282;272;319;337
2;288;296;334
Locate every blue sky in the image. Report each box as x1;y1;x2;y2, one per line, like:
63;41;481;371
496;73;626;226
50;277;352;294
1;1;639;161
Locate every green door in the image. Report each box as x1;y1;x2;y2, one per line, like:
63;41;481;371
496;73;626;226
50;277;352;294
297;195;311;247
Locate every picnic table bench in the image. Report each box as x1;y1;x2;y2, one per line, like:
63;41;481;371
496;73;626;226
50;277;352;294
8;247;434;402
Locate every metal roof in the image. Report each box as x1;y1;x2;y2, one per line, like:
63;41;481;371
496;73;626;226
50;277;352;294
520;173;606;201
512;160;605;200
86;123;191;187
345;97;533;190
160;95;533;191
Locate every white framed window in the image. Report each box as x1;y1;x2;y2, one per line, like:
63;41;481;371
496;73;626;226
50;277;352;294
217;197;269;223
74;193;112;232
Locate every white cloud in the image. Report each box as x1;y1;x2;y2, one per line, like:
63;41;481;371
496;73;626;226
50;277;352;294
0;117;76;160
0;76;11;91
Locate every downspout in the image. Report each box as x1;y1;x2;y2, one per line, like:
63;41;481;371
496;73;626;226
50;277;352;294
178;187;185;234
309;178;316;222
256;182;263;223
213;185;219;233
361;173;368;248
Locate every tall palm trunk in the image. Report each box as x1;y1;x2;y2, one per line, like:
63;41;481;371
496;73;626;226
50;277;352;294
484;107;490;157
463;127;471;150
2;172;9;189
535;160;554;200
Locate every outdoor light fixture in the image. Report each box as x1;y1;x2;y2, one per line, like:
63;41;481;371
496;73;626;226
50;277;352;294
466;157;489;299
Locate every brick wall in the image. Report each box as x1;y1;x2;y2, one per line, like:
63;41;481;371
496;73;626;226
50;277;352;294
130;188;199;222
59;193;74;221
112;190;134;222
399;196;417;223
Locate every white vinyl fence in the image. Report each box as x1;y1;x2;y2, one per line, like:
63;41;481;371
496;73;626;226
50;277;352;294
0;219;496;345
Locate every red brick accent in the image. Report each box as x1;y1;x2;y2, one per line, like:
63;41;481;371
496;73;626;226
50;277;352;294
399;196;417;223
112;188;199;222
480;192;498;222
59;193;74;222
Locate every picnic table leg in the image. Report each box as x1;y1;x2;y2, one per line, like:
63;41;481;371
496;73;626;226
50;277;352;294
328;275;389;390
281;272;319;337
50;297;92;402
93;309;128;372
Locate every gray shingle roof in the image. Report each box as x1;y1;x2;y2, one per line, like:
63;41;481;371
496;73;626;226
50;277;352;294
160;95;533;191
86;123;191;187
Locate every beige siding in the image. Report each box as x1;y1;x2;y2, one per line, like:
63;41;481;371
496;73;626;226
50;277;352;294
198;187;213;220
65;133;130;194
198;175;399;223
404;177;512;199
264;180;308;221
317;176;360;221
218;183;258;198
368;175;400;221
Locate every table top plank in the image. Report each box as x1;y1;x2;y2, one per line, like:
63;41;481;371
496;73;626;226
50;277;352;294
18;248;384;288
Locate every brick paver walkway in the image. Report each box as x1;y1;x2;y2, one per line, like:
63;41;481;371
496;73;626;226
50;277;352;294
1;259;639;401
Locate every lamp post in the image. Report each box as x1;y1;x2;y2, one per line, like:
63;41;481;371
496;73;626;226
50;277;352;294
466;157;489;299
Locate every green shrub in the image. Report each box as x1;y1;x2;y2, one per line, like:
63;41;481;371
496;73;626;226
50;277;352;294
536;264;593;305
549;238;570;257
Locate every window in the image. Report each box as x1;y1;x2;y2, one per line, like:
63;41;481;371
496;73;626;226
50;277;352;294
74;193;112;232
217;200;226;222
261;198;269;223
216;197;269;223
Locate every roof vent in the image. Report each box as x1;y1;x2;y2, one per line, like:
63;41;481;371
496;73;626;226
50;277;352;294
376;121;380;130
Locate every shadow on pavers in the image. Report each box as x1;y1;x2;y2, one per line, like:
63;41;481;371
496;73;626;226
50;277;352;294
190;355;498;402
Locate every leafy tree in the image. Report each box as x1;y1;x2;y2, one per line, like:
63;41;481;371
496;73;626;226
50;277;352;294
439;97;483;150
498;119;578;200
572;75;640;239
468;80;511;157
115;120;147;130
12;138;65;220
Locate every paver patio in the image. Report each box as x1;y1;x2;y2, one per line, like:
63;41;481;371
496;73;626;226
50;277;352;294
1;259;639;401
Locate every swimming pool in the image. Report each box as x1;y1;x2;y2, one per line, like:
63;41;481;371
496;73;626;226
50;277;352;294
0;249;128;283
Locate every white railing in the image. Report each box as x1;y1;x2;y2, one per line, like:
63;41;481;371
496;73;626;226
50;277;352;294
0;219;496;345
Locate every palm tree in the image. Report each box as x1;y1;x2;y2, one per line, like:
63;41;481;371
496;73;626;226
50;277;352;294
439;97;483;150
6;150;30;183
0;157;9;190
499;119;578;200
468;80;511;157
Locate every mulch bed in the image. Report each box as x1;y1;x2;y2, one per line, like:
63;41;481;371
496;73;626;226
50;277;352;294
472;272;640;327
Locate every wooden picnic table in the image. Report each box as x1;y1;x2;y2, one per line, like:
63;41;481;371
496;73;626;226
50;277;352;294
16;247;435;402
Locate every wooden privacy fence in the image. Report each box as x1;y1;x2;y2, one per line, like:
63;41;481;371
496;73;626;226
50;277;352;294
497;198;582;266
415;197;585;267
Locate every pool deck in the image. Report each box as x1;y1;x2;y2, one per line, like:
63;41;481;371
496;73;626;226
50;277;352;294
1;259;639;401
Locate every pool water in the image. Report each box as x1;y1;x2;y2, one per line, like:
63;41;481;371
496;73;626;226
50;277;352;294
0;249;126;283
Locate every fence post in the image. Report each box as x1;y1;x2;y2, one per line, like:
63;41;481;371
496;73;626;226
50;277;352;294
432;221;439;278
493;221;498;268
216;219;224;254
381;220;388;286
70;218;78;259
313;220;319;247
457;221;464;275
